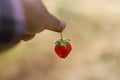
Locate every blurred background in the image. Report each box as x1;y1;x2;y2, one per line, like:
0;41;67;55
1;0;120;80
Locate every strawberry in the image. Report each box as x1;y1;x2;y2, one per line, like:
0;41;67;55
54;33;72;59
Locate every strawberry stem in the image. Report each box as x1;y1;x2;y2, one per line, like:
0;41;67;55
60;32;63;41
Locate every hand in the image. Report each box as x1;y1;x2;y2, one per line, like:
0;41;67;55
21;0;66;41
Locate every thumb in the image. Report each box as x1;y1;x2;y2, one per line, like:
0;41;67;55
46;14;66;32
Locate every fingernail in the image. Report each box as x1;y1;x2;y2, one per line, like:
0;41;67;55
60;21;66;30
61;21;66;29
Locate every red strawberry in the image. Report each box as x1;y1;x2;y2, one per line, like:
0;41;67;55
55;39;72;59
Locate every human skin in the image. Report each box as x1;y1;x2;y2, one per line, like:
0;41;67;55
21;0;66;41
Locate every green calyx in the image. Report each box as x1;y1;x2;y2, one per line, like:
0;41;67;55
55;32;70;47
55;39;70;47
